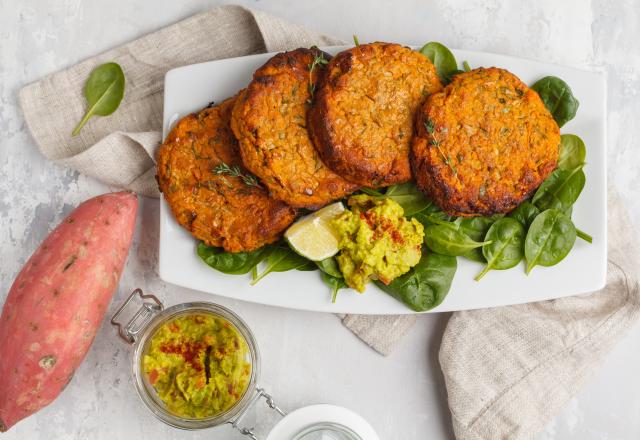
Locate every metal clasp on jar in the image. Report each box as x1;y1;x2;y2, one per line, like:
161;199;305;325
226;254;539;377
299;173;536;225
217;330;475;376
111;288;163;344
228;388;286;439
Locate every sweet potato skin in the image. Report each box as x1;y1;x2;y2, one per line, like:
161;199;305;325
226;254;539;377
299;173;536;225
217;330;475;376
0;191;138;432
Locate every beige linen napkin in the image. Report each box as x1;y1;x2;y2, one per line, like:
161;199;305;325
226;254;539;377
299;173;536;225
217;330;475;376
439;189;640;439
19;5;640;438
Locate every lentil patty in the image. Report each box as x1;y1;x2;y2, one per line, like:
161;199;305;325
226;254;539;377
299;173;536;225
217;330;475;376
308;42;442;188
156;96;297;252
411;67;560;216
231;48;357;209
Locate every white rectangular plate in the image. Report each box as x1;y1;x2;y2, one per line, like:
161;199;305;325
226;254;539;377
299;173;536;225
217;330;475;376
159;46;607;314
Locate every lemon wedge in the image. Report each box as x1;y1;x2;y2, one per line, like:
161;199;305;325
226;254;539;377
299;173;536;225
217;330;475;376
285;202;345;261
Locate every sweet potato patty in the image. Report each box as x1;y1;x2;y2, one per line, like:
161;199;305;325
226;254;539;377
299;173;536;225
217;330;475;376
156;96;297;252
411;67;560;216
231;48;357;209
308;42;442;188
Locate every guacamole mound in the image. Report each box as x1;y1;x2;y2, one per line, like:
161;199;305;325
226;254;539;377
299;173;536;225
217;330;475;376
143;313;251;419
332;195;424;292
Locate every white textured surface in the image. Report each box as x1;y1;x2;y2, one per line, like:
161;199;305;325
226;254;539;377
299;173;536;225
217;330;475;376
0;0;638;439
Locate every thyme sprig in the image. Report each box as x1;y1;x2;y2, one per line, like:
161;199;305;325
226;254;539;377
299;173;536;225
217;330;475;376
424;119;457;176
213;162;260;187
307;49;329;103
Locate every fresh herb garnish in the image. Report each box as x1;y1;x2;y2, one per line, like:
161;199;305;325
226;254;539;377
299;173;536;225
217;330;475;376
353;34;360;47
424;118;435;134
72;62;125;136
307;49;329;103
424;119;457;175
212;162;260;187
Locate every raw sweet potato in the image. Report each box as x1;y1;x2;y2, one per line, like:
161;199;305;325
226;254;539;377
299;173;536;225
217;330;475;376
0;191;138;432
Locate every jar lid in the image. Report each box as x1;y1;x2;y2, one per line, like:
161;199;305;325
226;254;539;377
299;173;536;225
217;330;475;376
266;404;379;440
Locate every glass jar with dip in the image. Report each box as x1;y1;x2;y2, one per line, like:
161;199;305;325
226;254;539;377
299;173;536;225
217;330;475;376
111;289;379;440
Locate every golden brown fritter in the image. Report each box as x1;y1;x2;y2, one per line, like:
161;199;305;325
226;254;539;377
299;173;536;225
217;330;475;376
308;42;443;188
411;67;560;217
156;96;298;252
231;48;357;209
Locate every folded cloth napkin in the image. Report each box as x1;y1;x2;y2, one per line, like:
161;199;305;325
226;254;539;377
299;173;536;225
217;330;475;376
440;189;640;439
19;5;640;439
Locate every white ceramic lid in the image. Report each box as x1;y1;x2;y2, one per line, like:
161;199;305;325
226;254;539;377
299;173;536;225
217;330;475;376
266;404;379;440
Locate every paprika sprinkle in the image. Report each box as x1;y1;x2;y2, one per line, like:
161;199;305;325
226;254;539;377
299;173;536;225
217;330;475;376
143;313;251;418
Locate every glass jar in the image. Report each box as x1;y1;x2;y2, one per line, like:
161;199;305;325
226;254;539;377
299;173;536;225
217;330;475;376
111;289;377;440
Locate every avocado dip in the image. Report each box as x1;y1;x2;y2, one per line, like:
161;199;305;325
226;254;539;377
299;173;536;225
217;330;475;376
143;313;251;419
332;194;424;292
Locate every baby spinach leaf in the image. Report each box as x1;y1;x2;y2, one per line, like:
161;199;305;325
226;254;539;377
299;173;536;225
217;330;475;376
424;224;491;256
317;258;346;303
414;214;494;261
419;42;459;83
558;134;586;170
525;209;576;274
532;166;586;212
411;199;457;227
412;212;455;228
561;204;591;244
508;201;541;228
359;187;385;197
72;62;125;136
375;252;457;312
321;272;348;303
251;245;314;285
316;257;343;278
456;216;496;262
531;76;579;127
475;218;525;280
384;183;433;216
297;260;319;271
360;183;434;216
575;228;593;243
197;242;271;275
